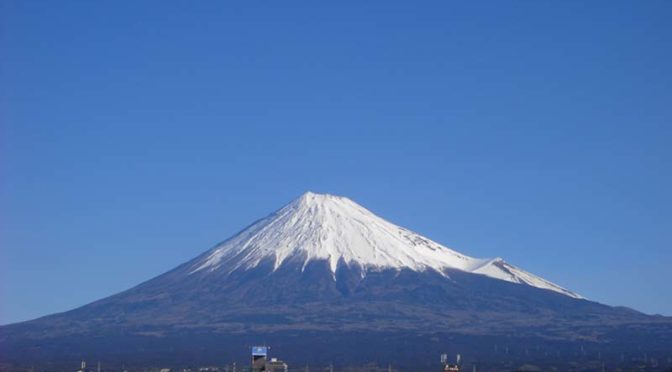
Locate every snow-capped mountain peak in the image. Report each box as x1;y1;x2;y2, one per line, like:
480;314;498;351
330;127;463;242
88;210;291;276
191;192;581;299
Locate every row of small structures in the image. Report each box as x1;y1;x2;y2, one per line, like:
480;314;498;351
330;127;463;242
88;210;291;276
74;347;461;372
252;346;460;372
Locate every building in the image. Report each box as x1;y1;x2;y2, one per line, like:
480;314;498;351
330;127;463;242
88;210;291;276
265;358;288;372
441;353;460;372
251;346;269;372
250;346;288;372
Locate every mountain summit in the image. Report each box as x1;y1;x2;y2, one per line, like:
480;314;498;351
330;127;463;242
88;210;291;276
191;192;580;298
2;192;670;369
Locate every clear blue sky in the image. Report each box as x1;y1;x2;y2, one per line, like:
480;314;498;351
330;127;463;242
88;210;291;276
1;1;671;325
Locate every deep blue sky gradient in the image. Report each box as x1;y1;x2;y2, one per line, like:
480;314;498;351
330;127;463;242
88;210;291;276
2;1;671;324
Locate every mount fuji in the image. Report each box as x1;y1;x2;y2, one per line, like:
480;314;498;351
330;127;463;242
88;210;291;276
1;192;671;369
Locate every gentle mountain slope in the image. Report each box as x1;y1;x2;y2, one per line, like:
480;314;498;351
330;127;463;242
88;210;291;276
2;192;670;369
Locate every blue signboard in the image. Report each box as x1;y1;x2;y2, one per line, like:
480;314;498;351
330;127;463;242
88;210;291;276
252;346;268;356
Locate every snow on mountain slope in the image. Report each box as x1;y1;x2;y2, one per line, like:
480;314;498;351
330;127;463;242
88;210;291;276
471;258;580;299
191;192;581;299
